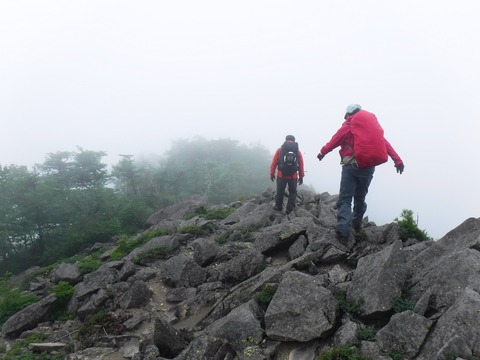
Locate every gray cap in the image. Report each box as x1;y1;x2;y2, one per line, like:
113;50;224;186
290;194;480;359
344;104;362;119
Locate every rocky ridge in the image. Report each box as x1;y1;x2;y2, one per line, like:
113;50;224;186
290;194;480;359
1;188;480;360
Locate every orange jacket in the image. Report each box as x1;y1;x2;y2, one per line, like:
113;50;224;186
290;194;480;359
270;142;305;179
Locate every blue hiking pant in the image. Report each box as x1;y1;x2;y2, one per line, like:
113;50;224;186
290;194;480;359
336;163;375;237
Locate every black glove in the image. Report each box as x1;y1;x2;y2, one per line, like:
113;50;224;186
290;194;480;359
270;174;275;182
395;163;405;174
298;177;303;185
317;153;325;161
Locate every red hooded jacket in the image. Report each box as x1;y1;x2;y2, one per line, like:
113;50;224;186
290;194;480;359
320;115;403;166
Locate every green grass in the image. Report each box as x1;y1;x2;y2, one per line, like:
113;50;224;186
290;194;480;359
336;291;364;317
184;205;235;220
0;274;39;326
133;246;171;264
109;227;169;260
1;333;64;360
357;326;376;342
316;345;373;360
255;283;277;309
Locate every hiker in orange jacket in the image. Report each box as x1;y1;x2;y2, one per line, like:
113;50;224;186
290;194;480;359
270;135;305;214
317;104;404;240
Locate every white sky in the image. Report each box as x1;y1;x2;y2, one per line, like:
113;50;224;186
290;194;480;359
1;1;479;239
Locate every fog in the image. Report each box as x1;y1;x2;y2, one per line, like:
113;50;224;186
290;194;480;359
1;1;479;239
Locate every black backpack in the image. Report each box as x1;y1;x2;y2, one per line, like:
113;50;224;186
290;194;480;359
278;141;299;176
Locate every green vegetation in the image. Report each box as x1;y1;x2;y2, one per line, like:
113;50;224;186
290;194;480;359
1;333;64;360
184;205;235;220
78;254;102;275
109;227;169;260
50;281;75;319
357;326;376;342
178;224;209;237
336;291;364;317
133;246;171;265
394;209;432;241
316;345;373;360
0;274;38;326
76;310;126;348
0;139;272;275
393;289;416;313
388;347;407;360
255;283;278;309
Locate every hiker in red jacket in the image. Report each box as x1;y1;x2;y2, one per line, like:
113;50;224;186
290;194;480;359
317;104;404;241
270;135;305;214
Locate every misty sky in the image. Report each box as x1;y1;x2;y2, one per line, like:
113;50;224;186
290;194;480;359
1;1;479;239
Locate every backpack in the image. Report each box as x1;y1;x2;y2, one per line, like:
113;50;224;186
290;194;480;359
278;141;299;176
349;110;388;168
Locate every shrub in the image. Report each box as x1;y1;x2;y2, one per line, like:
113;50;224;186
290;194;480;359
76;310;126;348
78;254;102;275
110;228;168;260
133;246;171;264
0;274;39;326
316;345;373;360
255;283;278;309
393;292;415;313
184;205;235;220
394;209;432;241
50;281;75;319
336;291;364;317
357;326;376;341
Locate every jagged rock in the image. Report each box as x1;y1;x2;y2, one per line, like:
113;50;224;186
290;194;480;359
416;288;480;359
153;315;189;358
347;239;407;318
2;294;57;337
288;234;308;260
161;253;207;287
217;248;265;285
145;196;207;226
333;316;360;346
72;267;118;301
118;280;151;309
28;342;68;352
66;347;116;359
253;217;316;254
126;234;183;262
201;299;263;353
376;310;432;359
192;237;222;266
51;263;81;284
265;271;339;342
5;192;480;360
118;260;137;281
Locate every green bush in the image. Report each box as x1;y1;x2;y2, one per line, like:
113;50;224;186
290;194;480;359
357;326;376;341
394;209;432;241
316;345;373;360
133;246;171;264
50;281;75;319
255;283;278;308
0;274;39;326
336;291;364;317
77;254;102;275
184;205;234;220
110;227;168;260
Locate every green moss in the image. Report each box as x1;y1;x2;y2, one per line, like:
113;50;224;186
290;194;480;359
133;246;171;264
110;227;168;260
255;283;278;308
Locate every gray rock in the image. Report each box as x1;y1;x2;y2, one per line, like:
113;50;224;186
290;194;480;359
51;263;81;284
2;294;57;337
347;240;407;318
265;271;339;342
161;253;207;288
153;315;188;358
118;280;151;309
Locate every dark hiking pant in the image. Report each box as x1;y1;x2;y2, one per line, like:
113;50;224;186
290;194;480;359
275;177;297;212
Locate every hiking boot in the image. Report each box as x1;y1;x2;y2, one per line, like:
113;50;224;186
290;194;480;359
336;230;351;246
285;205;295;214
273;205;282;211
352;220;362;232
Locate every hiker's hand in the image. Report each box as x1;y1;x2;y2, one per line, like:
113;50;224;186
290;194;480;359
395;162;405;174
270;174;275;182
317;153;324;161
298;177;303;185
